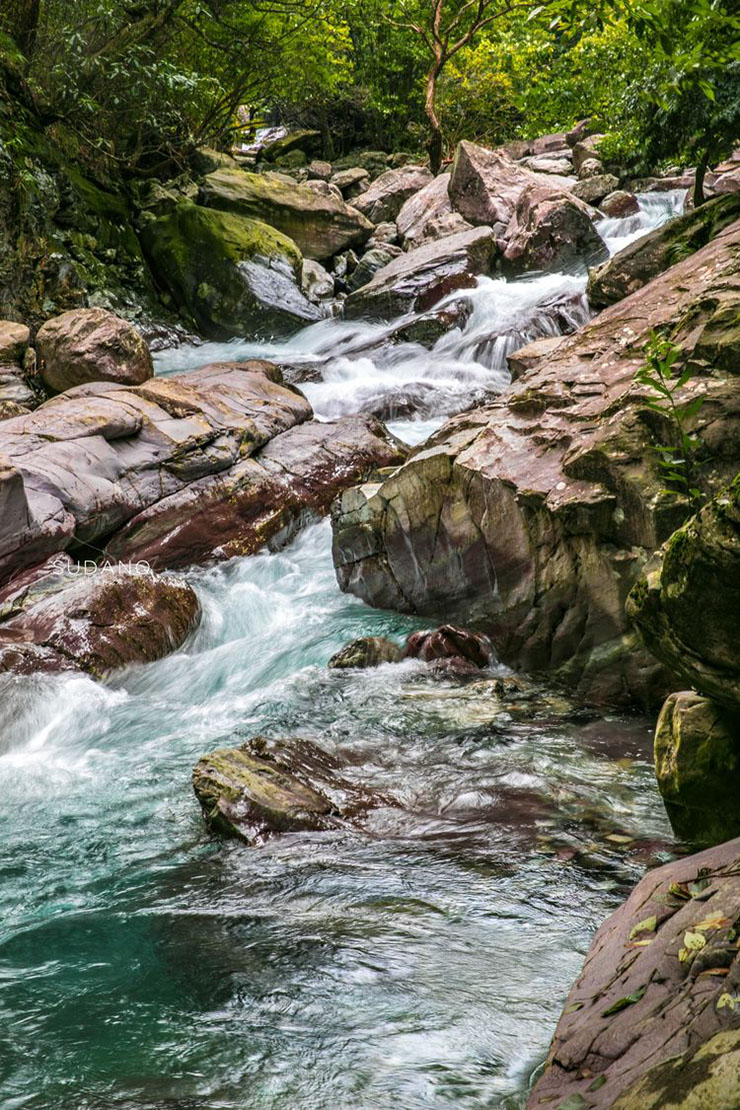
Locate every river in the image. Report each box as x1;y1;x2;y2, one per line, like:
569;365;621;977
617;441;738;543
0;192;684;1110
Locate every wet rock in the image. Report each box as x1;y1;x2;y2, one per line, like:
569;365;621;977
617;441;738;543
402;625;491;669
36;307;153;394
588;193;740;308
628;477;740;712
193;735;388;843
141;201;321;338
389;299;473;347
199;167;373;262
600;190;640;218
330;167;370;199
502;184;607;273
347;246;402;291
353;165;433;224
507;334;567;379
343;226;497;321
572;173;620;207
358;381;443;421
528;836;740;1110
396;173;471;250
332;219;740;707
0;556;199;678
328;635;401;669
654;691;740;846
301;258;334;303
105;412;407;569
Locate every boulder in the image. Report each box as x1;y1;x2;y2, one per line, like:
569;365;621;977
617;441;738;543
572;173;620;207
600;190;640;218
520;155;573;177
105;412;407;569
0;368;35;416
35;308;153;394
347;246;402;292
507;334;567;379
578;157;605;180
366;221;399;249
566;119;598;147
502;184;607;273
528;837;740;1110
0;321;30;363
588;193;740;308
343;226;497;321
307;160;332;181
572;135;605;173
301;258;334;302
448;141;538;235
353;165;434;224
141;201;321;338
193;735;389;843
199;167;373;262
388;299;473;347
401;625;490;668
628;477;740;712
0;555;199;678
654;691;740;846
260;129;321;163
328;636;401;669
330;167;370;199
396;173;472;249
331;219;740;707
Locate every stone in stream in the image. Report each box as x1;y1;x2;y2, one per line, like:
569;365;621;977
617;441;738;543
343;226;497;320
193;736;390;843
199;167;373;261
599;190;640;218
328;636;402;669
528;836;740;1110
502;183;607;273
402;625;491;671
141;201;322;338
0;554;199;678
331;216;740;707
35;307;153;393
352;164;433;224
588;192;740;309
571;172;620;207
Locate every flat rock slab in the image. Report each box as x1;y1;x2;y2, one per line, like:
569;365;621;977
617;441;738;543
528;837;740;1110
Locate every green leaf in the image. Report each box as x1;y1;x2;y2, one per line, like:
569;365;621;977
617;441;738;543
630;914;657;940
602;984;647;1016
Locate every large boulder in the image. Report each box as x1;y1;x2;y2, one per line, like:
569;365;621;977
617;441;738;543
448;141;535;235
395;173;472;249
502;183;607;273
353;165;433;224
0;555;199;678
343;226;497;321
653;691;740;846
141;201;321;338
572;172;620;207
36;307;153;394
199;167;373;261
260;129;321;163
628;477;740;711
0;321;30;363
193;736;389;843
0;361;404;599
331;220;740;707
0;320;35;418
528;837;740;1110
588;193;740;308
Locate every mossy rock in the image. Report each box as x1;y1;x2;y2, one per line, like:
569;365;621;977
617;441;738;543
141;200;321;338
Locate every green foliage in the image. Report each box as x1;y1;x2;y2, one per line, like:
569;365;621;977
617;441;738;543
634;332;705;505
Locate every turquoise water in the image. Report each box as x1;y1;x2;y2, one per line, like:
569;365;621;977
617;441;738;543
0;522;675;1109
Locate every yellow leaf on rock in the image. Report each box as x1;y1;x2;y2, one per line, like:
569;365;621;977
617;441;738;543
630;915;657;940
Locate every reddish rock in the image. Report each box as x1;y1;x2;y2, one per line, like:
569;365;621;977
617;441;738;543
36;308;153;393
353;164;433;224
402;625;491;669
502;184;607;273
528;837;740;1109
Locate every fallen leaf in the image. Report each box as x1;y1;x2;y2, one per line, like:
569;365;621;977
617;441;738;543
602;985;647;1016
717;993;740;1011
693;914;731;933
669;882;690;901
630;915;657;940
564;1001;584;1014
589;1075;607;1092
684;931;707;951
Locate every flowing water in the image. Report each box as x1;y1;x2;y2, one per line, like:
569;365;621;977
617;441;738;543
0;192;685;1109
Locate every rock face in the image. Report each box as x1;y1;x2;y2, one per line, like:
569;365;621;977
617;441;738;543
328;636;402;669
0;319;35;418
449;142;537;234
528;837;740;1110
0;555;199;677
353;165;433;224
36;307;153;393
343;226;497;321
628;477;740;711
199;167;373;261
395;173;472;249
588;193;740;308
653;691;740;846
142;201;321;338
0;361;406;592
332;219;740;706
193;736;388;843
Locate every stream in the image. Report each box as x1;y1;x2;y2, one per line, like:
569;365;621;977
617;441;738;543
0;192;685;1110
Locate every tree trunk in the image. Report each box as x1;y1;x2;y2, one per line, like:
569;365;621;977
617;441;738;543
4;0;41;60
425;59;444;175
694;149;710;207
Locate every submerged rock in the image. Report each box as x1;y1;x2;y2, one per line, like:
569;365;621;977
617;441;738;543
528;836;740;1109
36;307;153;393
588;193;740;308
332;218;740;706
141;201;321;338
328;636;401;669
343;226;497;320
200;167;373;261
654;691;740;846
0;555;199;678
193;736;389;843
